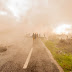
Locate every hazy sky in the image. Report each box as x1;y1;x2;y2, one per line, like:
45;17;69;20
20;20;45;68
0;0;32;17
48;0;72;26
0;0;72;33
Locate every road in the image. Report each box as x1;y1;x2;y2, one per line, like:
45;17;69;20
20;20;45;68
0;37;63;72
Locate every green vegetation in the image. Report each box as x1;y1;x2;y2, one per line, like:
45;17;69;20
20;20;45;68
43;39;72;72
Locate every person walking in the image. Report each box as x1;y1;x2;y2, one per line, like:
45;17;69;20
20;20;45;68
33;33;35;40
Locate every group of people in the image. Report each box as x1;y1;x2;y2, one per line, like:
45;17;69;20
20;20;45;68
32;33;38;40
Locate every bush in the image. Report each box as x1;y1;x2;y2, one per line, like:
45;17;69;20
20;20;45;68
0;46;7;52
59;39;66;43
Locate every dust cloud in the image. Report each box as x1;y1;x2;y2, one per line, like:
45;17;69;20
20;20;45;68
0;0;72;45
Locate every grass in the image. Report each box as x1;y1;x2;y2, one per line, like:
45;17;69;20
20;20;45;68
42;39;72;72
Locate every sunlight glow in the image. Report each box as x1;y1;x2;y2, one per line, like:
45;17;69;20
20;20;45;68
0;11;7;15
53;24;71;34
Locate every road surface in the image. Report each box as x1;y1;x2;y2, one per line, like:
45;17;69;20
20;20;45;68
0;37;63;72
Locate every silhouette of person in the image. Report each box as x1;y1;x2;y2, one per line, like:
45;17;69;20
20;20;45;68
33;33;35;40
35;33;36;39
